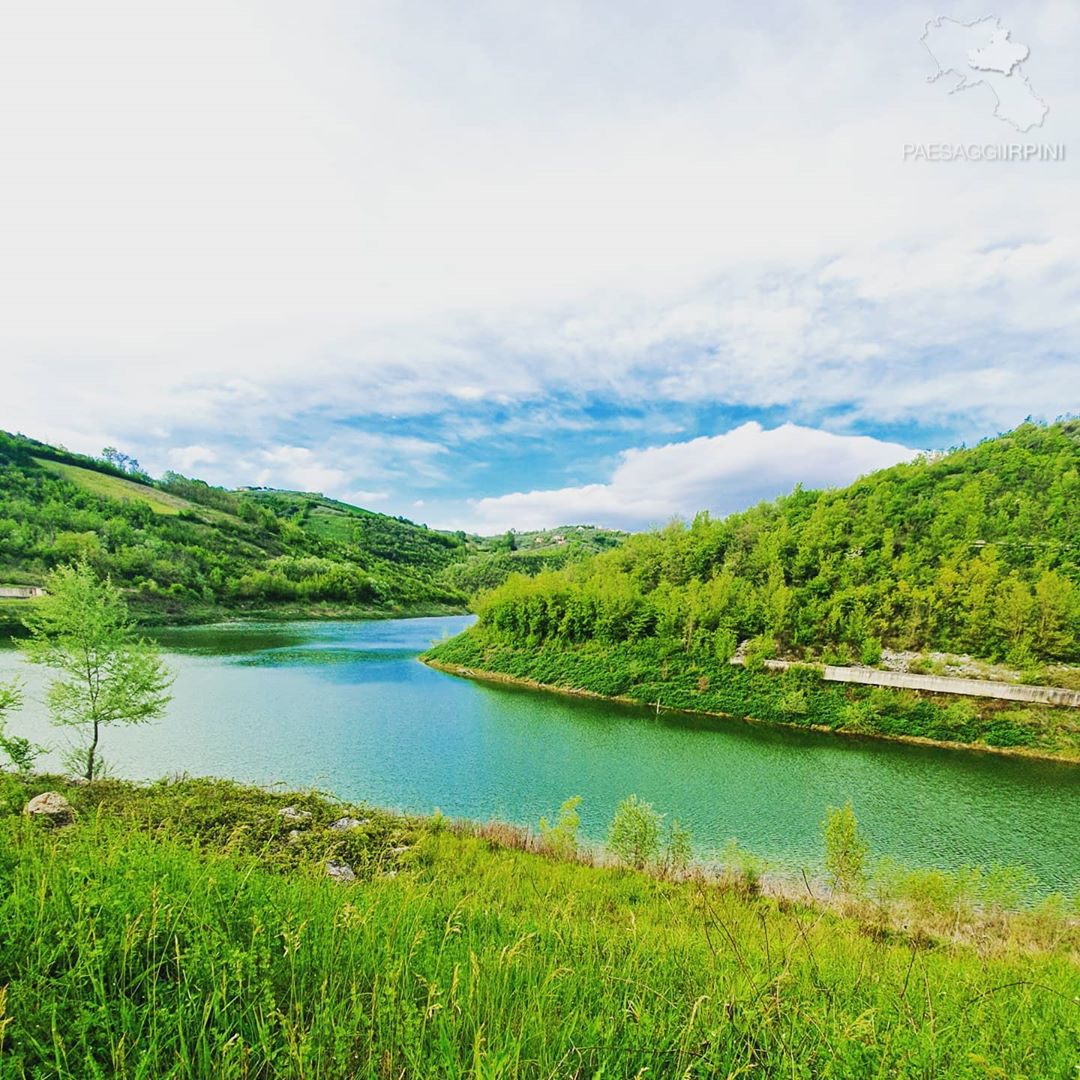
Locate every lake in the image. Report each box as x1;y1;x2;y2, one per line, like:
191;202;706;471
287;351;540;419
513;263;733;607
2;616;1078;891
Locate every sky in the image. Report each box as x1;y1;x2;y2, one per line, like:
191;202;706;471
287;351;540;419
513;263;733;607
1;0;1077;533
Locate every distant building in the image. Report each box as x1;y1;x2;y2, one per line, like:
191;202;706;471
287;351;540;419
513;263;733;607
0;585;45;599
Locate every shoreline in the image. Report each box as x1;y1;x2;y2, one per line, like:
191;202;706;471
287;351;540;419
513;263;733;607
422;656;1080;765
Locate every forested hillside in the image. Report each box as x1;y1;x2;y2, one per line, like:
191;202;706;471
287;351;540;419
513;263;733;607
0;432;468;623
469;421;1080;666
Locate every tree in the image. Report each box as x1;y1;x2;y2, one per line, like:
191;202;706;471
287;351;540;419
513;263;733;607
821;800;868;893
0;680;44;773
538;795;582;857
609;794;661;869
19;561;173;780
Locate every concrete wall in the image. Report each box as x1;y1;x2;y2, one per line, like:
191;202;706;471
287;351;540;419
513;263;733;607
748;658;1080;708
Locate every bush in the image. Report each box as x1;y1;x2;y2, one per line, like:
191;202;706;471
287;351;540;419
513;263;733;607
538;795;582;857
822;801;867;893
609;795;661;869
743;635;778;672
859;637;883;666
663;818;693;876
777;689;808;716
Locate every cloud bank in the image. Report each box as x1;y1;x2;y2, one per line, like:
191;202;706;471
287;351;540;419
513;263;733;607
457;422;917;533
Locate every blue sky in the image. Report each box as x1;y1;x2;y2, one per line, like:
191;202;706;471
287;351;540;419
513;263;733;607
1;1;1077;532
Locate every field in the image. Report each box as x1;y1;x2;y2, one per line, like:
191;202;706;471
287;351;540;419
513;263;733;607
0;774;1077;1078
33;458;203;518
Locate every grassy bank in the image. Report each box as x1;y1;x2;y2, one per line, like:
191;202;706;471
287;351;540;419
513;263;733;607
423;631;1080;761
1;774;1078;1078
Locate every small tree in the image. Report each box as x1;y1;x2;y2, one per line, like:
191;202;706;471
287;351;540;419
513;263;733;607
0;681;44;773
19;561;173;780
609;794;661;869
539;795;582;857
822;800;868;893
663;817;693;876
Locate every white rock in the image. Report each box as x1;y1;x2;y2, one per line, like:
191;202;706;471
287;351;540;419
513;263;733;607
23;791;75;827
329;816;367;831
278;806;312;823
325;861;356;883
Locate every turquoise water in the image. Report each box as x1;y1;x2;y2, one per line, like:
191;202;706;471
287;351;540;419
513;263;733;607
2;616;1077;891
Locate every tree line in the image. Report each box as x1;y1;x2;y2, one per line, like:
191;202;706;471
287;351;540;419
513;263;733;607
472;421;1080;666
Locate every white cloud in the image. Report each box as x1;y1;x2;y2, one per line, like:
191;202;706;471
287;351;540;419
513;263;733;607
251;447;348;495
167;445;218;473
455;422;917;532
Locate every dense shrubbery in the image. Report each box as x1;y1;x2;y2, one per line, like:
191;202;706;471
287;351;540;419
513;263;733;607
470;421;1080;664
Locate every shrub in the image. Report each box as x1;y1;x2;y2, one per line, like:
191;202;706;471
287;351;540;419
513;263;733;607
609;795;661;869
720;839;766;895
822;801;867;893
859;637;883;666
713;628;737;664
777;689;808;716
663;818;693;876
539;795;582;857
743;635;777;672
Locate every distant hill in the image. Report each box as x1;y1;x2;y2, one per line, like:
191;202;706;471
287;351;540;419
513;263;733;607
443;524;628;594
0;432;627;627
0;432;471;624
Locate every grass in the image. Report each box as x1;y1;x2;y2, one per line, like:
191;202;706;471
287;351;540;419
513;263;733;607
32;458;236;522
0;774;1077;1078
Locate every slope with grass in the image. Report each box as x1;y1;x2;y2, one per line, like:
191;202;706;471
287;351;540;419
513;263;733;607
0;432;469;625
0;774;1076;1077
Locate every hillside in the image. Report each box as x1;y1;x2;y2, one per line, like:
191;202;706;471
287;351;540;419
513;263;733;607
462;421;1080;664
442;523;627;594
427;421;1080;756
0;432;469;624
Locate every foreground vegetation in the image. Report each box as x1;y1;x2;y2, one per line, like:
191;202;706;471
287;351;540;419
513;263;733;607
1;774;1077;1078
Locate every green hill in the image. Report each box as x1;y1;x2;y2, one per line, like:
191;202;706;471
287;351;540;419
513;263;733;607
427;421;1080;756
0;432;470;625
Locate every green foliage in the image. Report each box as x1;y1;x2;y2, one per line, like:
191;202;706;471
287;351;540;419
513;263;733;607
663;817;693;875
720;839;768;894
19;561;173;779
0;680;43;773
1;774;1076;1078
538;794;582;857
427;632;1080;756
822;801;868;893
609;794;662;868
467;422;1080;665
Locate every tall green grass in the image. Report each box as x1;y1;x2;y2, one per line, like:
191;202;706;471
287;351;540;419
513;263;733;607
1;777;1077;1078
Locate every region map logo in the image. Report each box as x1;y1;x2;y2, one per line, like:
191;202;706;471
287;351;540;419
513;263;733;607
921;15;1047;131
905;14;1062;161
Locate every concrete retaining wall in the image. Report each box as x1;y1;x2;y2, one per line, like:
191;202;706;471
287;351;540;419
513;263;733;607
748;658;1080;708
